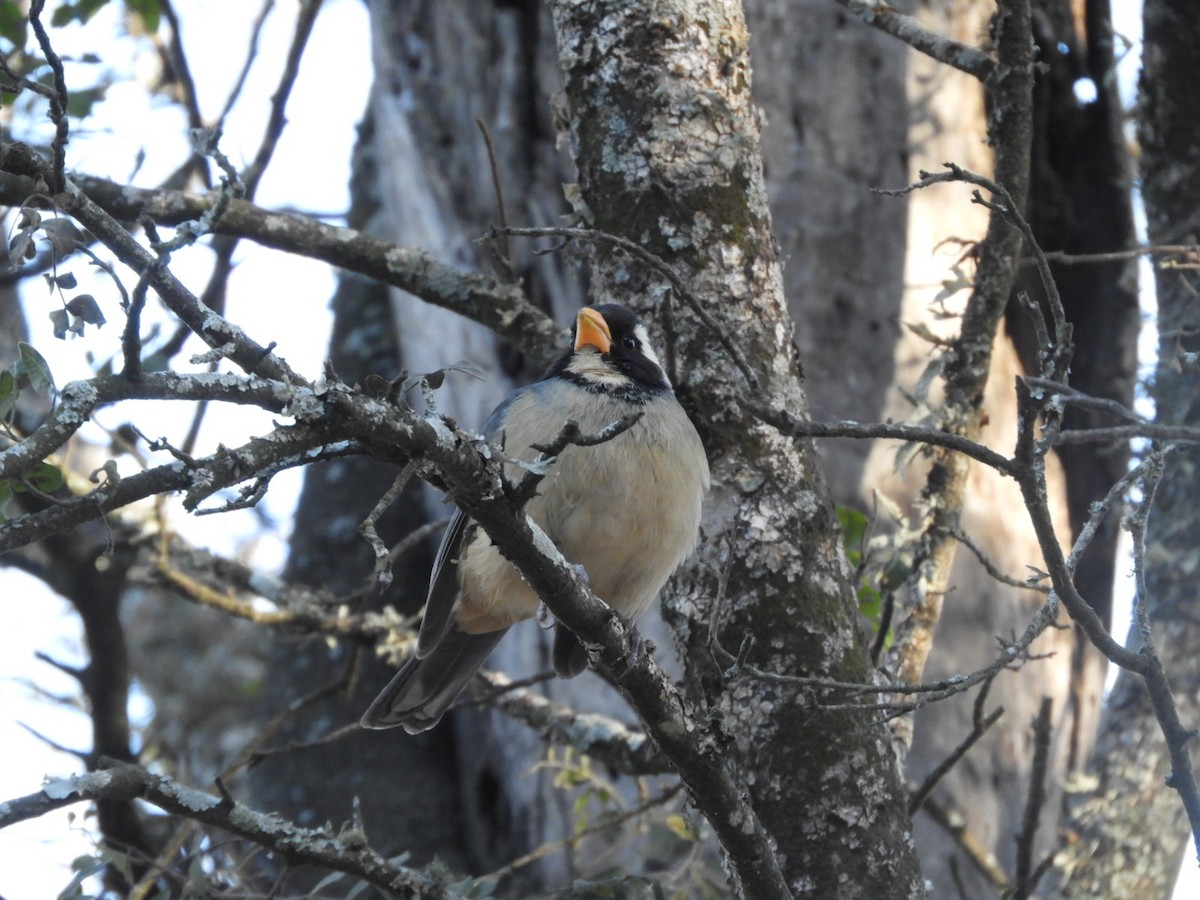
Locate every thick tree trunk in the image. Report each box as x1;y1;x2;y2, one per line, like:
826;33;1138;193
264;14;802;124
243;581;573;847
549;0;922;895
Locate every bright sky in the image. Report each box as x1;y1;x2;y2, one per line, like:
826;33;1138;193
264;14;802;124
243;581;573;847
0;1;371;895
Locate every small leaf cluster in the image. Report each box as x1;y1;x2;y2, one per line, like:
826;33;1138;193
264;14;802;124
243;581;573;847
7;205;108;338
47;0;160;34
838;505;912;645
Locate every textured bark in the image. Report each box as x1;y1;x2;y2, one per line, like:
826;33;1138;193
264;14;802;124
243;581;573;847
1043;0;1200;894
862;1;1131;895
0;0;1161;893
549;1;921;895
866;7;1044;895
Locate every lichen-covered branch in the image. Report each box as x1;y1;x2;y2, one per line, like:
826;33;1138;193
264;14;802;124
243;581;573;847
832;0;997;80
0;160;564;367
0;760;450;898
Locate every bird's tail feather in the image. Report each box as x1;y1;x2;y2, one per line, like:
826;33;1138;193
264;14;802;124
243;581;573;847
552;622;590;678
360;627;507;734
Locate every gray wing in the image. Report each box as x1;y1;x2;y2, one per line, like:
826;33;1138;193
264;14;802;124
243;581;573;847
414;384;532;658
415;508;469;658
361;625;507;733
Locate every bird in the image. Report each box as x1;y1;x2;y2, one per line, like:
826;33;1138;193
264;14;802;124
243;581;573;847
361;304;710;733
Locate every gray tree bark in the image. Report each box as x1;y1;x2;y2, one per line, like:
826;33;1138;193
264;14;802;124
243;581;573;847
547;0;922;895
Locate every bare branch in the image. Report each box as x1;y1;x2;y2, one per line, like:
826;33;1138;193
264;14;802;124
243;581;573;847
1013;388;1200;849
922;796;1011;889
831;0;997;81
0;160;565;366
473;671;668;776
485;783;683;882
1013;698;1054;899
27;1;69;193
0;760;451;898
358;462;420;590
909;694;1004;815
241;0;321;196
949;526;1049;592
1037;244;1200;266
217;0;276;126
747;402;1019;476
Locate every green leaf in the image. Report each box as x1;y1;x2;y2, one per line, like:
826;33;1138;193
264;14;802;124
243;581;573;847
836;505;869;565
880;557;913;591
28;461;65;493
857;585;883;623
51;4;81;27
125;0;160;32
0;1;26;49
14;342;55;394
51;0;110;28
0;369;16;420
66;85;107;119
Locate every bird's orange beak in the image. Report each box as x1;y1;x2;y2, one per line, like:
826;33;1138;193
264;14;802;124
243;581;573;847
575;307;612;354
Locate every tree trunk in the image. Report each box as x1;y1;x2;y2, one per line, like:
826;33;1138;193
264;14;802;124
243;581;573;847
1043;0;1200;893
862;1;1135;895
549;0;922;895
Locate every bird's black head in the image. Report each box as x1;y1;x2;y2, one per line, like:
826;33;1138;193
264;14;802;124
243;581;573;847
545;304;672;399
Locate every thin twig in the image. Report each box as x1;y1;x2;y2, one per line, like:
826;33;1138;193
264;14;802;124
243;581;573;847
157;0;206;142
359;462;420;590
513;413;643;504
909;696;1005;815
921;796;1010;889
746;401;1019;476
485;784;684;881
27;1;69;193
1036;244;1200;266
949;526;1049;592
219;0;276;125
241;0;322;196
1013;698;1054;899
1023;377;1145;424
476;117;516;282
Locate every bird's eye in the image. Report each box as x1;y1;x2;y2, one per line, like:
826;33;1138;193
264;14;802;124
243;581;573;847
621;335;638;351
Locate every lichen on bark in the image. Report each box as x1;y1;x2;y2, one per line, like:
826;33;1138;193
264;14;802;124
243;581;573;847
549;0;922;894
